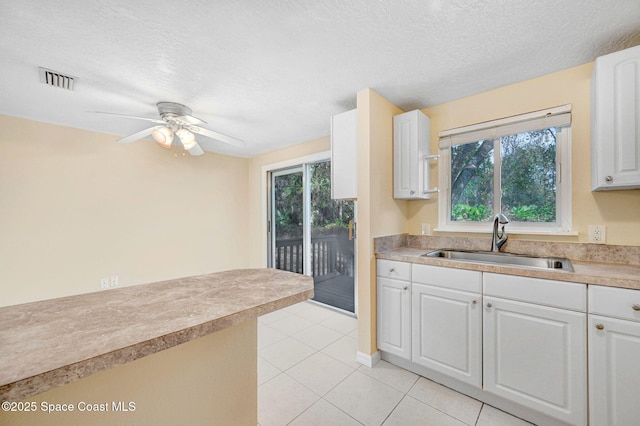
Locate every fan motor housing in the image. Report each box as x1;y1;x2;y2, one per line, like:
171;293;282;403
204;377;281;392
157;102;192;120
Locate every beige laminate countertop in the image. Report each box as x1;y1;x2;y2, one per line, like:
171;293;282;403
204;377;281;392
0;268;314;402
377;247;640;290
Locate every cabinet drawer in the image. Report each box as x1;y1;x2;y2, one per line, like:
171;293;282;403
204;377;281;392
412;264;481;293
589;285;640;322
484;273;586;312
377;259;411;281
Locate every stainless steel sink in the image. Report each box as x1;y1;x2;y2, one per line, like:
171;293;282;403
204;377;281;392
422;249;574;272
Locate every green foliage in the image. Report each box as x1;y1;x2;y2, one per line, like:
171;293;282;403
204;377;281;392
310;161;354;231
500;129;556;222
449;128;557;224
451;204;492;222
450;140;494;210
508;205;555;222
274;172;303;237
274;161;354;239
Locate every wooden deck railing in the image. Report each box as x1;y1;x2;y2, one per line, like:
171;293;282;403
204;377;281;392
275;236;353;279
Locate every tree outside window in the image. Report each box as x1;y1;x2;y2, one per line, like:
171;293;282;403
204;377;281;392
450;129;558;224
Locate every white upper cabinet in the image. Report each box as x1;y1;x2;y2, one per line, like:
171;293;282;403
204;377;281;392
393;110;437;199
331;109;357;199
591;44;640;190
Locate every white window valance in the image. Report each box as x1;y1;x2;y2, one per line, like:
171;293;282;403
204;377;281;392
438;104;572;148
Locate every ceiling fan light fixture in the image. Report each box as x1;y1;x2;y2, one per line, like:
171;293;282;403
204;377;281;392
152;126;173;148
176;128;196;149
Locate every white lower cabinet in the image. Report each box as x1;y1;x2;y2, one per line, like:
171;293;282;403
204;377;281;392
483;298;587;425
588;285;640;426
483;273;587;426
375;261;625;426
411;265;482;387
376;260;411;359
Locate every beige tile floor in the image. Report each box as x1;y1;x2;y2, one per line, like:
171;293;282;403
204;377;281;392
258;301;534;426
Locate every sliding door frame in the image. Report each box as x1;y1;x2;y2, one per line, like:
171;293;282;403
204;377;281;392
268;165;310;274
263;151;358;315
263;151;330;271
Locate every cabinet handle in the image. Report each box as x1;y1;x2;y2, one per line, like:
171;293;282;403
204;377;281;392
633;304;640;311
472;300;477;304
605;176;613;183
486;302;492;308
595;323;605;330
403;286;408;291
389;268;395;273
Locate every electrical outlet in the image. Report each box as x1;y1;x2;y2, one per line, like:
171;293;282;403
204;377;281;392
421;223;431;235
100;278;109;289
588;225;606;244
110;275;119;287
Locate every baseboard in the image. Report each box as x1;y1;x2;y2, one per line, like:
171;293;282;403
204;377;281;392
356;351;381;368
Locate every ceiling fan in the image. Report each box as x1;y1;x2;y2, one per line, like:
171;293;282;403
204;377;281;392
96;102;244;156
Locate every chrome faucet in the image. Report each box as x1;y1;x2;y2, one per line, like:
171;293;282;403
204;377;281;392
491;213;509;252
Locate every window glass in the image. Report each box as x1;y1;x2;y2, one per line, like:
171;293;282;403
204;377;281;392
449;129;559;225
450;140;494;222
501;129;557;223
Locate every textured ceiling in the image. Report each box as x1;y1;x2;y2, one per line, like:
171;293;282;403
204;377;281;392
1;0;639;157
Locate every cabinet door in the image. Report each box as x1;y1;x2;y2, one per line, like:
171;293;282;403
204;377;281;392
592;44;640;190
330;109;357;199
377;276;411;359
412;283;481;387
484;297;587;426
589;315;640;426
393;110;430;199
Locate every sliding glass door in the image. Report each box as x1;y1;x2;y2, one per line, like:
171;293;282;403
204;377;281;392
269;160;356;313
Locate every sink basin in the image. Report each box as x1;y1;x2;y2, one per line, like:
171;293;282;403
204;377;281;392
422;249;574;272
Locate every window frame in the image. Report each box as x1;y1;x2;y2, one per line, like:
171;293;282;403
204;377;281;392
436;106;573;235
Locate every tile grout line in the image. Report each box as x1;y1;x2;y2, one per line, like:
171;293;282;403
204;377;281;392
260;301;532;426
379;393;407;425
474;403;484;426
283;367;364;425
258;303;359;389
259;315;361;423
260;302;362;424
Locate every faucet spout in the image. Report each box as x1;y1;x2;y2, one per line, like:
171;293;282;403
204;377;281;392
491;213;509;252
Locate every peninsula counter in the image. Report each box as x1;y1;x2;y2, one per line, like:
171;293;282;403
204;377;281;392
0;268;313;425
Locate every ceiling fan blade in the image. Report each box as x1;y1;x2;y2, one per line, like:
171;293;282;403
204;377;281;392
91;111;165;124
117;126;158;144
187;142;205;156
190;126;244;147
175;115;206;125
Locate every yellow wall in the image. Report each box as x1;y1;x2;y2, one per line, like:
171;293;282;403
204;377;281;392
356;89;408;355
0;116;251;307
407;62;640;246
4;320;257;426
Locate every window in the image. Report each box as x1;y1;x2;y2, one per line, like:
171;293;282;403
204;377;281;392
437;105;572;234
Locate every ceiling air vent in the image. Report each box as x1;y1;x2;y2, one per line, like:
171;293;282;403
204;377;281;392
39;67;75;90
